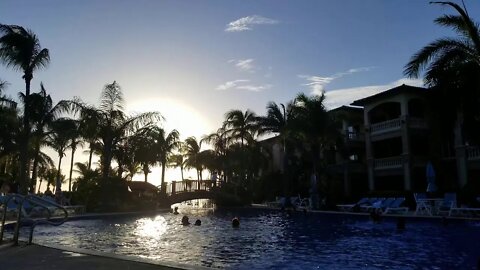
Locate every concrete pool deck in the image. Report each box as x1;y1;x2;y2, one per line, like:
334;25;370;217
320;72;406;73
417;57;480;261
0;242;204;270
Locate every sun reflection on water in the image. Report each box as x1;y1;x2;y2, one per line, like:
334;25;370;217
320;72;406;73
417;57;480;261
134;216;168;240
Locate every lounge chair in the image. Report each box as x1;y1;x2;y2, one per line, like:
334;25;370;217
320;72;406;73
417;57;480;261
336;197;369;211
383;197;409;214
362;197;394;212
438;193;457;216
414;193;431;215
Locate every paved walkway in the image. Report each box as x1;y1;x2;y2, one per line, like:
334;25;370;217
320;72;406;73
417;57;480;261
0;244;187;270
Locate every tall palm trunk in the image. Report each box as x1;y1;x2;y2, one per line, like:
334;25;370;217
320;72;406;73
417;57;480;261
143;163;149;182
30;142;41;192
37;178;43;193
102;139;113;178
161;159;167;193
55;155;63;193
87;142;94;170
18;76;32;194
68;146;76;192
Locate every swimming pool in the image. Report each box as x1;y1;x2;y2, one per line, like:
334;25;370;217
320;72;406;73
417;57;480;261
18;207;480;269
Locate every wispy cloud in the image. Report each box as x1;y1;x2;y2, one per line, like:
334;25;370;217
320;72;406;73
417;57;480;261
225;15;279;32
299;67;375;95
216;79;250;91
216;79;271;92
237;84;272;92
323;78;424;109
229;59;256;72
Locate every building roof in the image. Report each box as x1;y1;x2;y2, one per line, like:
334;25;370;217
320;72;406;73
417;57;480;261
328;105;363;113
127;181;159;192
351;84;427;106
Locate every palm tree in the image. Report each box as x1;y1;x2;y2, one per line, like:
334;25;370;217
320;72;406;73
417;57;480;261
28;83;68;192
168;154;185;181
256;101;297;195
46;118;76;193
67;81;161;178
202;127;228;182
223;109;258;147
184;137;203;181
0;24;50;194
404;1;480;84
131;131;156;182
150;127;180;192
292;93;330;171
67;120;83;191
404;1;480;146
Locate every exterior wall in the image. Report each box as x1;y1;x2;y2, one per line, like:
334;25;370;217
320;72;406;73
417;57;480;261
363;92;427;191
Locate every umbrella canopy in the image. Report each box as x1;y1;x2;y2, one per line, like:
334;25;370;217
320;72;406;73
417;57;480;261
426;161;437;193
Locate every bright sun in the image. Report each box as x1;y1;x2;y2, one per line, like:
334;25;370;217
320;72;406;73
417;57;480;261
126;98;214;140
125;98;215;184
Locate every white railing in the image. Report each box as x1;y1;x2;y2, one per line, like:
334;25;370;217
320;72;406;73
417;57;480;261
374;156;403;170
370;118;401;134
467;146;480;160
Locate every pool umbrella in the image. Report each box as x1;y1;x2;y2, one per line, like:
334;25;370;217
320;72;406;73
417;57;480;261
426;161;437;193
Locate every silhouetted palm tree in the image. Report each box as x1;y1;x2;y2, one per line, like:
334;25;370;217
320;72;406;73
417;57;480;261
67;120;83;191
223;109;258;147
67;81;161;178
184;137;203;181
0;24;50;194
404;1;480;84
404;1;480;145
292;93;330;171
28;83;68;192
149;127;180;192
168;154;185;181
46;118;76;193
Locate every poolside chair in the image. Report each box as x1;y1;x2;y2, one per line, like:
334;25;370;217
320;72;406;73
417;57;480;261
383;197;409;214
437;193;457;216
414;193;431;215
336;197;369;211
362;197;395;212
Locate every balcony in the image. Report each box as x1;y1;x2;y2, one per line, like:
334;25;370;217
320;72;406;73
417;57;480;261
467;146;480;160
369;117;428;136
374;156;403;170
370;118;401;135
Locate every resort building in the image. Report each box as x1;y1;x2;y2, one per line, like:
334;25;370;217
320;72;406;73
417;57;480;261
261;84;480;196
351;84;430;192
324;106;367;197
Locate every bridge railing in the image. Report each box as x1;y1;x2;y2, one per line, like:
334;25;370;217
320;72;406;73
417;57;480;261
167;180;215;195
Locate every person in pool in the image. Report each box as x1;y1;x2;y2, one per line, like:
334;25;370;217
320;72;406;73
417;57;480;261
181;215;190;226
194;219;201;226
173;206;179;215
232;217;240;228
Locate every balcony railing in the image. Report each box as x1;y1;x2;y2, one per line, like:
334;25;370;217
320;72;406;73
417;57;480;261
370;118;401;135
374;156;403;170
369;117;428;135
467;146;480;160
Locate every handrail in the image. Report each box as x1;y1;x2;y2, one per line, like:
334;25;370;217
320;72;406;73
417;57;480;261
0;194;68;245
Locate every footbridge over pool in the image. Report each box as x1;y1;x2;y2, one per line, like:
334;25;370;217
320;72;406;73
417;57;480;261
164;180;217;205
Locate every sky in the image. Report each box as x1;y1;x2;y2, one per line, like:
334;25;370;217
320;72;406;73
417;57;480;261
1;0;479;187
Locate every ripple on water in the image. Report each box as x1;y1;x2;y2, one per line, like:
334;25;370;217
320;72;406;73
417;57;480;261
18;209;480;269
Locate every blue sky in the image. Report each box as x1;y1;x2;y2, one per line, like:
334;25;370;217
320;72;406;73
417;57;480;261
1;0;479;183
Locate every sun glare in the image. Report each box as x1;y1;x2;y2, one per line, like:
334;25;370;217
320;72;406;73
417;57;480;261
127;98;214;140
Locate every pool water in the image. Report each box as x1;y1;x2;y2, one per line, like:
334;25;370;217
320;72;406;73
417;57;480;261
20;207;480;269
